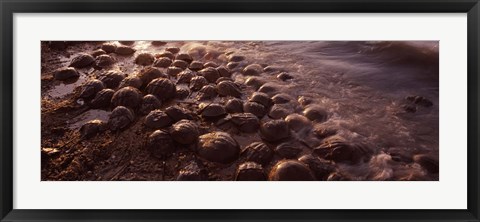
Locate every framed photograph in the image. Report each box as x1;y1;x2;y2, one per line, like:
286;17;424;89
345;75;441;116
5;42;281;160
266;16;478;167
1;0;479;221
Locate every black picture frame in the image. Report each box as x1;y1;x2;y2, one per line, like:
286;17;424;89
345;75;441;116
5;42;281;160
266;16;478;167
1;0;479;221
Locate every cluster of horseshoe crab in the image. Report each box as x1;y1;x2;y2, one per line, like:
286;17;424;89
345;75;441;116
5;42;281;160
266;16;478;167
41;41;438;181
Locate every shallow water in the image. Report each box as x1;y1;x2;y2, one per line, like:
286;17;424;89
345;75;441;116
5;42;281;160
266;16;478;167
43;40;439;180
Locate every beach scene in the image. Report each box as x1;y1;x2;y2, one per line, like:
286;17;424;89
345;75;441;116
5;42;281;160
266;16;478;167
41;41;439;181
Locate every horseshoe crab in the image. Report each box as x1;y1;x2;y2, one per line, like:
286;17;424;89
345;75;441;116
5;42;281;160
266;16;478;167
146;78;176;101
146;130;175;159
313;137;373;164
242;64;263;76
216;80;242;98
137;67;167;87
241;141;273;165
172;60;189;69
235;162;266;181
101;43;116;53
268;160;315;181
189;61;204;71
190;76;209;91
111;86;142;109
118;75;142;89
303;105;328;123
139;94;162;115
230;113;260;133
144;110;173;129
176;70;195;84
69;53;95;68
94;54;115;68
244;76;265;90
277;72;293;81
108;106;135;131
99;70;126;89
166;66;183;77
175;85;191;100
165;106;193;122
298;154;336;180
225;98;244;113
272;93;293;104
135;52;155;66
197;131;240;164
153;57;172;68
285;113;312;132
249;92;272;108
89;88;115;109
115;45;136;55
275;142;303;159
216;66;231;78
260;119;290;142
170;119;199;145
79;79;105;99
175;53;193;63
198;67;220;83
80;119;107;139
156;51;175;60
199;103;226;119
53;67;79;81
196;84;217;100
243;101;266;118
165;47;180;54
91;49;107;58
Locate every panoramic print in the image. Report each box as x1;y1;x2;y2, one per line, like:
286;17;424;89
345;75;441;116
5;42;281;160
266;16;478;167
41;41;439;181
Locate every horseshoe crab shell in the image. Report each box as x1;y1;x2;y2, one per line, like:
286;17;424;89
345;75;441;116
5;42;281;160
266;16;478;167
137;67;167;87
111;86;142;109
69;53;94;68
243;101;266;118
198;67;220;83
298;154;336;180
170;120;199;145
53;67;79;81
260;119;290;142
199;103;226;118
249;92;272;108
225;98;244;113
269;160;315;181
235;162;266;181
115;45;136;55
241;141;273;165
94;54;115;68
139;94;162;115
146;78;176;101
216;81;242;98
303;105;328;123
146;130;175;159
108;106;135;131
99;70;126;89
144;110;173;129
313;137;373;164
79;79;105;99
190;76;209;91
230;113;260;133
197;131;240;164
153;57;172;68
89;88;115;109
135;52;155;66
